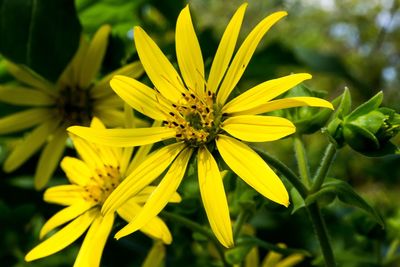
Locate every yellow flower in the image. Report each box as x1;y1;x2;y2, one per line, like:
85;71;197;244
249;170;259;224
69;4;333;248
141;241;166;267
0;25;144;189
25;117;178;266
253;243;305;267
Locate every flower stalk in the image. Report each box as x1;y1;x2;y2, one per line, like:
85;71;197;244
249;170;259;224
161;211;231;267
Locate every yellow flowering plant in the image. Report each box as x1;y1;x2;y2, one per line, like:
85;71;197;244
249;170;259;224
0;2;396;267
25;116;179;266
69;3;333;248
0;25;145;189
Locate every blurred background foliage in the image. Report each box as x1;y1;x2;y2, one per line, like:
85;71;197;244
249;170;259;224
0;0;399;266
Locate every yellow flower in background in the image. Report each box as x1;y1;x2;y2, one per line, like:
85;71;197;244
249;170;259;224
25;117;178;266
69;4;333;248
257;244;304;267
141;241;166;267
0;25;144;189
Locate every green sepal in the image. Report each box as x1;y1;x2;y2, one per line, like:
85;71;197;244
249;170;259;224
325;88;352;146
305;178;384;226
335;87;352;119
346;91;383;121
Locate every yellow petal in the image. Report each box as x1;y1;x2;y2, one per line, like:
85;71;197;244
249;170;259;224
117;200;172;244
197;146;233;248
93;94;123;109
78;25;111;88
216;135;289;207
216;11;288;105
93;61;144;98
275;254;305;267
3;119;60;172
58;37;88;87
235;96;334;115
262;249;283;267
60;157;92;186
141;242;165;267
221;115;295;142
6;61;57;97
114;147;192;240
40;201;93;239
110;75;166;121
35;127;68;189
93;108;125;128
223;73;312;114
68;126;176;147
25;209;96;262
0;108;54;135
245;247;260;267
131;186;181;204
125;121;161;175
207;3;247;93
44;185;85;206
134;26;185;102
102;142;186;214
74;212;114;267
70;136;108;170
0;85;54;106
176;5;204;96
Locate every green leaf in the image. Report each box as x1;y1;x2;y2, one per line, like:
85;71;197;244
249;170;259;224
0;0;81;82
76;0;141;35
306;178;384;226
290;187;306;214
346;91;383;121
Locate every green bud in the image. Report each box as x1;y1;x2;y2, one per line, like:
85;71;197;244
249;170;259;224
327;91;399;156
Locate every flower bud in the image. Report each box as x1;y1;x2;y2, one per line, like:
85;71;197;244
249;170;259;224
327;91;399;156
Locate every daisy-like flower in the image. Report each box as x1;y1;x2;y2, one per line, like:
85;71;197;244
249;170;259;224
69;4;333;248
0;25;144;189
25;117;178;266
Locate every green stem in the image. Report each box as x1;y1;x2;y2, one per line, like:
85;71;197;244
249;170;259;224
252;146;308;198
310;143;337;193
307;204;336;267
161;211;230;267
293;136;312;188
233;209;251;240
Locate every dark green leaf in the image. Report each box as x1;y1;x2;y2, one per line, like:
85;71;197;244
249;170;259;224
0;0;81;82
306;178;384;226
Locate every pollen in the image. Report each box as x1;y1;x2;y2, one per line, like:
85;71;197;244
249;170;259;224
83;164;121;205
163;90;220;146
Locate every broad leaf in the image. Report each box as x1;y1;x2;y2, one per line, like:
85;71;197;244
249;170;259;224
305;178;384;226
0;0;81;82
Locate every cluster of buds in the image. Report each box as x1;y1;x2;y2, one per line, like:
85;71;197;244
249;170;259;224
327;89;399;157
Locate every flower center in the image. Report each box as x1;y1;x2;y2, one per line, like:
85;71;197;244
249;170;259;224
163;90;222;146
83;164;120;205
56;85;92;126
